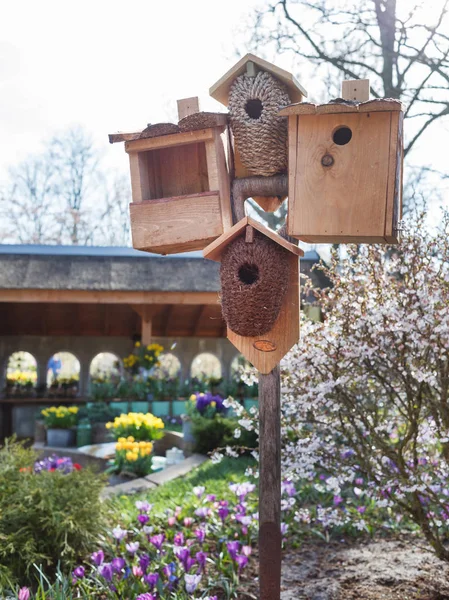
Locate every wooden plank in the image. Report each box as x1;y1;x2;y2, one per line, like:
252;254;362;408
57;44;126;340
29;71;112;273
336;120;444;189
125;128;214;153
141;316;152;345
177;97;200;120
259;364;281;600
286;116;298;236
0;289;220;305
191;304;207;336
163;305;173;336
205;139;219;190
316;102;358;114
210;52;307;106
245;225;255;243
384;111;403;243
342;79;370;101
358;99;403;112
279;102;317;116
130;192;223;254
280;98;402;117
128;153;149;203
178;112;228;132
212;129;233;231
109;124;180;144
203;216;303;262
287;112;392;242
227;254;300;374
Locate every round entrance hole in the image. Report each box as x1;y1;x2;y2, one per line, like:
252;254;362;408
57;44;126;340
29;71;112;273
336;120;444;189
333;126;352;145
238;263;259;285
245;98;263;120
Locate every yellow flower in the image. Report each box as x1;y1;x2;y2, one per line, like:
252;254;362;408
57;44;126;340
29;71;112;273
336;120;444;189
211;401;216;408
127;436;135;442
135;342;141;348
126;451;138;462
105;422;113;429
190;394;197;402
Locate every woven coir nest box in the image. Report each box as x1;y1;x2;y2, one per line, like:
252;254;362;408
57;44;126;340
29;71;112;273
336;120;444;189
109;97;232;255
210;53;307;213
203;216;303;374
280;92;404;244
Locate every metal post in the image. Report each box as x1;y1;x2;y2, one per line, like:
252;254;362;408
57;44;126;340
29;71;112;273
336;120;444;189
258;364;281;600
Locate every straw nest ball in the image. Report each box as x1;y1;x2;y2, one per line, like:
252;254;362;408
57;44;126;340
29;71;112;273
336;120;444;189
220;230;289;337
228;71;291;177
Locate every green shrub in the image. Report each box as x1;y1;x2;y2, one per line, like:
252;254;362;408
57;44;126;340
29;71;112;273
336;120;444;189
0;439;107;588
191;415;257;454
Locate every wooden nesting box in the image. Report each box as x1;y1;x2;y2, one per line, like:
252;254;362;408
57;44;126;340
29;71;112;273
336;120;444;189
203;216;303;374
210;54;308;213
280;94;404;243
109;98;232;255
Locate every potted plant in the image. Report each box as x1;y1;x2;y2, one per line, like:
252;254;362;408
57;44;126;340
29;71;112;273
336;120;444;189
41;405;79;447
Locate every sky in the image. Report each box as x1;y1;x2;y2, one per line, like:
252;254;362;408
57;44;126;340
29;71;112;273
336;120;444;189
0;0;448;220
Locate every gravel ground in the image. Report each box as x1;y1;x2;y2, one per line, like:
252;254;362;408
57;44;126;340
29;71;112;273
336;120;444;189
280;536;449;600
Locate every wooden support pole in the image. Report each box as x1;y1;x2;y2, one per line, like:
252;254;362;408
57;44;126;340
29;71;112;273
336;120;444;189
259;364;282;600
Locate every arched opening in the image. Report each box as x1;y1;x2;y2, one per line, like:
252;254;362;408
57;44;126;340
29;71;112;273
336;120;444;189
89;352;121;401
190;353;222;392
5;351;37;397
47;352;80;398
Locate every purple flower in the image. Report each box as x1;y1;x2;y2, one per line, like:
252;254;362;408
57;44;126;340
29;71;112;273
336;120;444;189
112;526;127;541
281;480;296;497
150;533;165;550
196;551;208;571
193;486;205;498
138;514;149;525
333;495;344;506
91;550;104;565
139;553;150;572
183;517;194;527
229;482;256;501
206;494;216;502
185;573;202;593
126;542;140;554
281;522;289;535
242;545;252;557
236;554;248;571
227;541;240;560
195;506;210;519
133;565;144;577
143;572;159;588
135;501;152;513
72;566;85;579
194;527;206;543
175;546;195;571
218;507;229;522
136;594;156;600
99;563;113;581
18;588;30;600
173;531;185;546
111;557;125;573
357;506;367;514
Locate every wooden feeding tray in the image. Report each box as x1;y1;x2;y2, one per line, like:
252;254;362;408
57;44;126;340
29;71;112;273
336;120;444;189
109;99;232;255
280;93;404;244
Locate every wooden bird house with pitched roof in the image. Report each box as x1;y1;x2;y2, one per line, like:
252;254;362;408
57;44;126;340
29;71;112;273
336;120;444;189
280;80;404;243
203;216;303;374
109;98;232;255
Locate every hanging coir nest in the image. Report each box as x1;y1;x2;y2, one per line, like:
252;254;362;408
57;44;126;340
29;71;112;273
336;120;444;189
220;230;289;337
228;71;291;177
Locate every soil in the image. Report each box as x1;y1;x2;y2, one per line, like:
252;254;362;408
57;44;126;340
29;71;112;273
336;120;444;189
279;535;449;600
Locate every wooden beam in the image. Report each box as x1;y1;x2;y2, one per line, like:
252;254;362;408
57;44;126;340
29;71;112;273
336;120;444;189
0;289;220;305
342;79;370;102
125;128;214;154
141;317;152;345
163;305;174;336
192;304;207;336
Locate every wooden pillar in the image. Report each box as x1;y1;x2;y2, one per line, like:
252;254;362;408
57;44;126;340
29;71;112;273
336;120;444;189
141;315;152;346
259;364;281;600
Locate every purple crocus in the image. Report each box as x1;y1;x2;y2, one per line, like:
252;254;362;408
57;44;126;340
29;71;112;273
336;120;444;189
138;514;150;525
242;545;252;557
333;495;344;506
139;553;151;572
150;533;165;550
135;501;153;513
136;594;156;600
98;563;113;581
173;531;185;546
175;546;195;571
112;526;127;541
206;494;217;502
185;573;202;593
236;554;249;571
143;572;159;588
126;541;140;554
196;551;208;571
133;565;144;577
227;541;240;560
194;527;206;543
195;506;210;519
218;506;229;522
91;550;104;565
111;557;125;573
18;587;30;600
72;566;85;580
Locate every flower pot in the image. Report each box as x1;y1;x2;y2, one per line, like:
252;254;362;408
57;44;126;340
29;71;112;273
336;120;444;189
46;428;76;448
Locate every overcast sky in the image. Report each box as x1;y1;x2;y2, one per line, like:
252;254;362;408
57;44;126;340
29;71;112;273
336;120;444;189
1;0;448;215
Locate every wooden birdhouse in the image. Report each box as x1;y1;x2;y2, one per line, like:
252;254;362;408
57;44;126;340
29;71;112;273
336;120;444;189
210;54;307;213
280;80;404;243
109;98;232;255
203;216;303;374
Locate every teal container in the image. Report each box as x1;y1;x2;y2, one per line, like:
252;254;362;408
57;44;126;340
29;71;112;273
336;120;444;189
76;420;92;447
244;398;259;412
131;401;149;413
172;400;187;417
151;401;170;417
110;401;130;416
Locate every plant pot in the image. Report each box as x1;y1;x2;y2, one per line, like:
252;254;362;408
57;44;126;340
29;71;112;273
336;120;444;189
92;422;114;444
182;418;195;444
46;428;76;448
34;419;46;444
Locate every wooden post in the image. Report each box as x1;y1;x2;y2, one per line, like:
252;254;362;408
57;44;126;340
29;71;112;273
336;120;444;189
259;364;282;600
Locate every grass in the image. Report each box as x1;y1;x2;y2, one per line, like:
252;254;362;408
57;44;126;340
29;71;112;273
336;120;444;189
109;455;255;516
